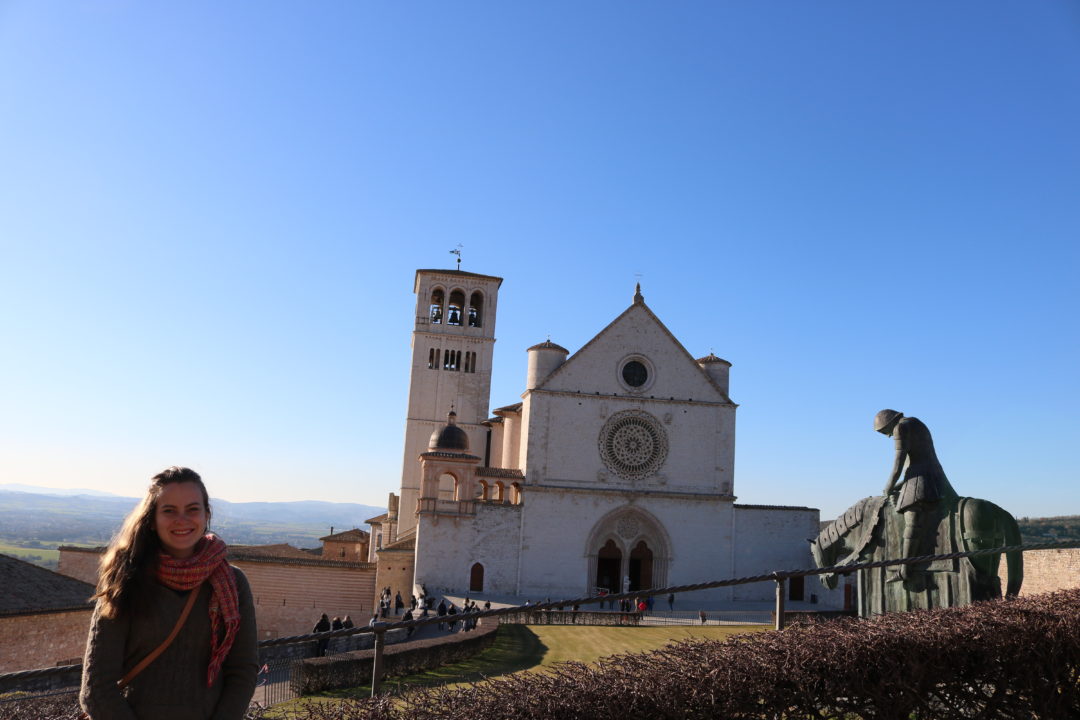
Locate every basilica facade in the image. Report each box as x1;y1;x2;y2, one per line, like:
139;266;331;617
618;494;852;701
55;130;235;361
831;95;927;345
368;268;822;604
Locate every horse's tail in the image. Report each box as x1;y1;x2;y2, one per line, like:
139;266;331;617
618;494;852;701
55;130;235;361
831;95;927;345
1001;509;1024;597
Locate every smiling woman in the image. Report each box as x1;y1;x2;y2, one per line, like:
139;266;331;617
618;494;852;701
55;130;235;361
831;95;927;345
79;467;258;720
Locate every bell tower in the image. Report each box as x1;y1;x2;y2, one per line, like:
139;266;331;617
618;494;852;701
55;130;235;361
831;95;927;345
396;268;503;537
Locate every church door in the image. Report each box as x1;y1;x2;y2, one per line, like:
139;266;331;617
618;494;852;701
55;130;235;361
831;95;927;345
470;563;484;593
628;540;653;591
595;539;621;593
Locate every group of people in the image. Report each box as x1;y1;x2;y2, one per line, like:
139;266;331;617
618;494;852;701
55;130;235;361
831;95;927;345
376;587;406;617
312;613;355;633
434;597;484;632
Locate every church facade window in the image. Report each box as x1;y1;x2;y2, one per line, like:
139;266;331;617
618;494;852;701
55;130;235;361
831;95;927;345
598;410;668;480
468;292;484;327
429;288;445;324
617;355;655;393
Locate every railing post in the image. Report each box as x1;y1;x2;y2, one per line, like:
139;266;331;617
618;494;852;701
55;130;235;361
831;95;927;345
774;573;786;630
371;625;386;697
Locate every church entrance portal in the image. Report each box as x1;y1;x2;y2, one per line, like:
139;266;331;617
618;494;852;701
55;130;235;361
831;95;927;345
628;540;653;591
595;539;621;593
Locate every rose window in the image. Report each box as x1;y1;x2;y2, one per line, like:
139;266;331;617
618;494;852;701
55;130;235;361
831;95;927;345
599;410;668;480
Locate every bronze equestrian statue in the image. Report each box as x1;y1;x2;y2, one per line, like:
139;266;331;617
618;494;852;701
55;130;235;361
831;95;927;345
811;411;1022;616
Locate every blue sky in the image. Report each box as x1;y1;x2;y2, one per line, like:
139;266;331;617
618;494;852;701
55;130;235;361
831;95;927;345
1;2;1077;521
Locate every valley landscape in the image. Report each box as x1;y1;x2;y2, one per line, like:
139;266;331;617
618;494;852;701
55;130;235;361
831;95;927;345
0;485;385;569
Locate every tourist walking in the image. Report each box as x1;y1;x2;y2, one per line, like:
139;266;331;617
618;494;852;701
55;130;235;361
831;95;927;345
80;466;257;720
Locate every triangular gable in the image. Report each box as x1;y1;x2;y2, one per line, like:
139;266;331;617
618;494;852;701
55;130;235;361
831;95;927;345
534;300;731;402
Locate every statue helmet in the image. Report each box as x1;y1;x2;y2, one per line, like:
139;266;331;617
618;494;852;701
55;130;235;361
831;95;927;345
873;409;903;432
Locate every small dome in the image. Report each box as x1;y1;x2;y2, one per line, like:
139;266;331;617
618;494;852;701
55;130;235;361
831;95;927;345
429;410;469;452
526;339;569;354
695;352;731;366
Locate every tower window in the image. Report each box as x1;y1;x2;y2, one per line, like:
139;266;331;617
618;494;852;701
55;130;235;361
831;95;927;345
447;290;465;326
429;288;445;324
428;348;440;370
468;292;484;328
464;351;477;373
443;349;461;371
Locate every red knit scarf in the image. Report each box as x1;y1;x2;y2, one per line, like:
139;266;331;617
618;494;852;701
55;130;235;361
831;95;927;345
156;534;240;686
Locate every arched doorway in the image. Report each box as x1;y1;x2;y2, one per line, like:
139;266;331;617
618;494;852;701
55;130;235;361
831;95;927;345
628;540;653;591
470;563;484;593
595;539;621;593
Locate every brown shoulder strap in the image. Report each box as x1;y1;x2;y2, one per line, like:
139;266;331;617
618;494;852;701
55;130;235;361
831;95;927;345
118;582;202;689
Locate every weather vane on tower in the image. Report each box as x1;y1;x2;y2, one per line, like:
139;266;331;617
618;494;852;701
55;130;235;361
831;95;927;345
449;244;463;271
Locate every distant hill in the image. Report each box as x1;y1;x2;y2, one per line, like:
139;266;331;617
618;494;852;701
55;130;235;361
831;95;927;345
0;489;385;550
0;483;119;497
1016;515;1080;544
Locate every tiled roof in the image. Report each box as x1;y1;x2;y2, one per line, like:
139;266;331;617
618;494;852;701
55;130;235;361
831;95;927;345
477;467;525;479
378;536;416;552
734;504;816;511
0;554;95;616
230;543;319;560
319;528;369;543
365;512;389;524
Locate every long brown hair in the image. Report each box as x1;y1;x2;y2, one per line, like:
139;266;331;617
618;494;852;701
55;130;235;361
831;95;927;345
94;466;212;618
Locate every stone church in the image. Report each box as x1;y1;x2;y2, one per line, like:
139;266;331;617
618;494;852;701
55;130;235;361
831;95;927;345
368;268;822;604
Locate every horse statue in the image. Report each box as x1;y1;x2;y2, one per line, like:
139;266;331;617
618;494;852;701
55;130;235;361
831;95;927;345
811;494;1022;616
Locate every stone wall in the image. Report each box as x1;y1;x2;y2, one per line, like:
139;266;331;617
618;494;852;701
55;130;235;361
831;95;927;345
1001;547;1080;596
0;609;92;673
373;549;415;614
236;559;376;640
56;547;101;585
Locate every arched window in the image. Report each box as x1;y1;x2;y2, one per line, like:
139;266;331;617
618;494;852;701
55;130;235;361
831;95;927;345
438;473;457;501
429;288;445;324
447;289;465;326
477;479;489;501
470;563;484;592
494;481;505;503
510;482;522;505
468;292;484;328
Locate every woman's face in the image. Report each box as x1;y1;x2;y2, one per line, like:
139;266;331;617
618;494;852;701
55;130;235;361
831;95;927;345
154;481;207;559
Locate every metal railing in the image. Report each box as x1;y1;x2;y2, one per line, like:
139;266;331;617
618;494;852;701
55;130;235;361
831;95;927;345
3;539;1077;704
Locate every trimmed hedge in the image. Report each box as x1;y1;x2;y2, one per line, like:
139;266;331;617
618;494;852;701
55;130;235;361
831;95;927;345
268;588;1080;720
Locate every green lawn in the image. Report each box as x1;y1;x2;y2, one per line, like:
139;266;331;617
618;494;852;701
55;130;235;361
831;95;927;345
269;623;765;715
0;542;60;567
0;540;102;569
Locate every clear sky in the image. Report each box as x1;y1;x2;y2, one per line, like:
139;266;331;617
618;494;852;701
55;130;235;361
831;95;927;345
1;2;1077;521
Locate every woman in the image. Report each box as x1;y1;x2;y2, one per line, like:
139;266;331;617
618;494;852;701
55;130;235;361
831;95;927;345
80;467;258;719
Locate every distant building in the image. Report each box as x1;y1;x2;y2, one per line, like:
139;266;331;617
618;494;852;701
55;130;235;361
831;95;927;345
369;268;826;606
318;528;370;563
0;553;95;673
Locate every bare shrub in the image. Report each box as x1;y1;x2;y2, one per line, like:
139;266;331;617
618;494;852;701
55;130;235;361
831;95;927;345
268;589;1080;720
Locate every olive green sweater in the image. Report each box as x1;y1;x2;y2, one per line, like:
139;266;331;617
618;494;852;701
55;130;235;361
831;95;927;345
80;567;258;720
